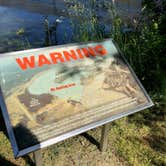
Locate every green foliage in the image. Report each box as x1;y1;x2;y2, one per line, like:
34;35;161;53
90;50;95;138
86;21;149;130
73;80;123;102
14;28;31;50
105;1;166;165
65;0;165;95
109;4;166;95
66;0;105;42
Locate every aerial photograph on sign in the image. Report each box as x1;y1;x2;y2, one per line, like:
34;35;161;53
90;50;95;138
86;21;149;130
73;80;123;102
0;39;152;155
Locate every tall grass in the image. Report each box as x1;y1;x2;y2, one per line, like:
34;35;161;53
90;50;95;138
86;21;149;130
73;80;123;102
65;0;165;94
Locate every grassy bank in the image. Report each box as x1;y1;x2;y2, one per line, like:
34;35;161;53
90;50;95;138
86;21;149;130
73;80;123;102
0;0;166;165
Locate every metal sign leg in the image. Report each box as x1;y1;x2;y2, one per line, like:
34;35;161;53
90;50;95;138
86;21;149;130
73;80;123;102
33;150;43;166
100;124;110;152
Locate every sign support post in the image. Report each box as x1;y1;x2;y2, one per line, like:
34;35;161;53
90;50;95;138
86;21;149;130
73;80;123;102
32;123;110;166
100;124;110;152
33;150;43;166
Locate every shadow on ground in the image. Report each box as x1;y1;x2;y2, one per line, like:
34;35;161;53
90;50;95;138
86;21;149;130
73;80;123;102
0;108;8;136
0;155;17;166
81;132;100;149
0;108;38;165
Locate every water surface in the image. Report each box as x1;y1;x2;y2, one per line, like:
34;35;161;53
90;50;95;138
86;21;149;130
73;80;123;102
0;0;141;53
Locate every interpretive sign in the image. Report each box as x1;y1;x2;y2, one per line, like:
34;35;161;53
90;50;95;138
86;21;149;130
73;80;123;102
0;39;153;157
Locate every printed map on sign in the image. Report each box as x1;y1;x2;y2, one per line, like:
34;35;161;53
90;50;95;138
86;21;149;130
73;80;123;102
0;39;153;156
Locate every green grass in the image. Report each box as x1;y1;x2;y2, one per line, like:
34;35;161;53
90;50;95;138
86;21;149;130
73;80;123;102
1;104;165;166
109;111;166;166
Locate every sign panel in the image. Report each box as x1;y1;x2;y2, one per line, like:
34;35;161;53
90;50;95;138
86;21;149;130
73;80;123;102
0;39;153;157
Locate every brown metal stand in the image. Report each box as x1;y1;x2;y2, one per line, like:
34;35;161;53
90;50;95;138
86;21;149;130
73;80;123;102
33;150;43;166
100;123;110;152
32;123;109;165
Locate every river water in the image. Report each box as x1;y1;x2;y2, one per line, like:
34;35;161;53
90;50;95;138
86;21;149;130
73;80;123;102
0;0;141;53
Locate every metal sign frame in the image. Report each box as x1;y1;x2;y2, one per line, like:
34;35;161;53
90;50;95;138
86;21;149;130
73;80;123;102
0;39;153;158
